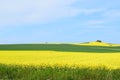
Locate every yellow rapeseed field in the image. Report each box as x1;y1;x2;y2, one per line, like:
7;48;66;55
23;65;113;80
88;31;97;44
75;42;120;46
0;51;120;68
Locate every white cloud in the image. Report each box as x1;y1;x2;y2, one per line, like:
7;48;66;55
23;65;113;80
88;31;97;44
103;10;120;18
79;9;104;14
82;9;120;27
0;0;102;26
86;20;108;25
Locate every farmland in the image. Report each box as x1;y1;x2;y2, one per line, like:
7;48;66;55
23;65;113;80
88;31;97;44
0;51;120;68
0;43;120;80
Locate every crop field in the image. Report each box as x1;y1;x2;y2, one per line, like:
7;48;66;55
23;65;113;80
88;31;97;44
0;51;120;68
0;43;120;80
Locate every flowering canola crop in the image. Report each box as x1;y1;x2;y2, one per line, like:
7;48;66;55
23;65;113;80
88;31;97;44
0;51;120;69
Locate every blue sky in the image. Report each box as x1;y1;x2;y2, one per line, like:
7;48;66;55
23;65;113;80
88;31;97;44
0;0;120;44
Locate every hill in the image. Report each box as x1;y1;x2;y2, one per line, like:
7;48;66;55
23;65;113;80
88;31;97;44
0;43;120;53
78;41;120;46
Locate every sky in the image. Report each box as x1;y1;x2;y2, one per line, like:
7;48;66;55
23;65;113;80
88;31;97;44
0;0;120;44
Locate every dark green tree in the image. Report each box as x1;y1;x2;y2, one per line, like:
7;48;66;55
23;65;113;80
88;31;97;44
96;40;102;43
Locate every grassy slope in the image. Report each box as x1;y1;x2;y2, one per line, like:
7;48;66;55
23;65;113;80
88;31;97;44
0;44;120;53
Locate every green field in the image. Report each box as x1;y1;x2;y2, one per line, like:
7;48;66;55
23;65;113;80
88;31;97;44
0;44;120;80
0;44;120;52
